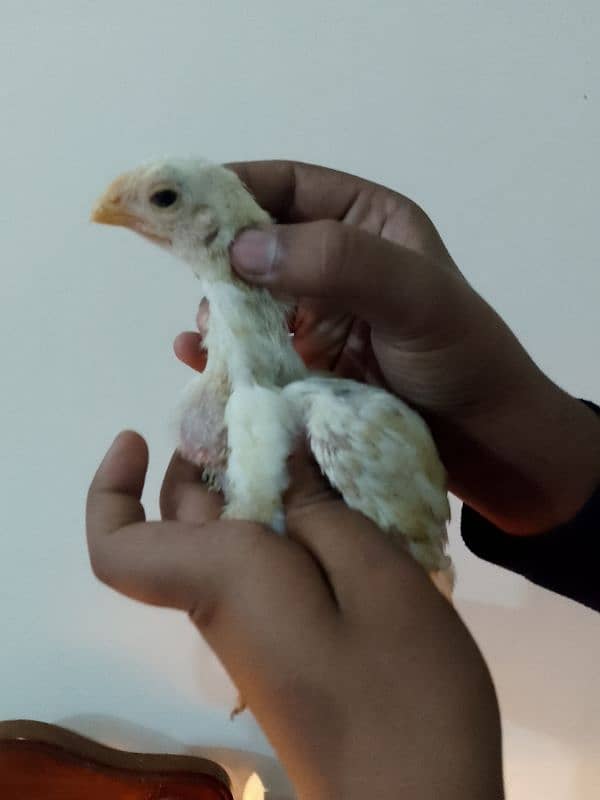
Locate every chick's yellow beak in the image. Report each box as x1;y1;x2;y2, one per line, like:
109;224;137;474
91;202;137;227
91;176;135;228
91;175;171;246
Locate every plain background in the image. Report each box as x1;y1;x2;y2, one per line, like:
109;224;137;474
1;2;599;797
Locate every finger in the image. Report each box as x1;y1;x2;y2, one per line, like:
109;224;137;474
283;440;339;509
231;220;458;337
86;437;332;622
228;160;377;223
173;300;210;371
289;497;434;618
228;160;455;264
173;332;207;372
289;304;353;371
333;318;387;386
85;434;266;612
282;440;436;618
279;444;411;608
86;431;148;538
160;450;223;524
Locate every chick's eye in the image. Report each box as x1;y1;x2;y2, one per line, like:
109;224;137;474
149;188;179;208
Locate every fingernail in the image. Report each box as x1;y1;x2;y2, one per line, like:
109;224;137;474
231;228;278;278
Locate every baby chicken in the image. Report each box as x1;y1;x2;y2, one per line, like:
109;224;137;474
92;159;453;595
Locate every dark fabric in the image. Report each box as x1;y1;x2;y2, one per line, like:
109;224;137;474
460;400;600;612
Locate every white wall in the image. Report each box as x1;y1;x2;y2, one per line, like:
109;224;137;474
1;2;598;797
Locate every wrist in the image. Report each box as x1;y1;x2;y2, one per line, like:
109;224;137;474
437;378;600;535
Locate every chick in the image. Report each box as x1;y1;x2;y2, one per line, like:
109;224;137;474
92;159;454;596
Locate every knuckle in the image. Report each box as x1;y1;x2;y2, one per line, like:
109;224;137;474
158;485;171;520
392;193;430;232
405;198;430;227
188;594;219;632
88;548;112;586
315;220;349;293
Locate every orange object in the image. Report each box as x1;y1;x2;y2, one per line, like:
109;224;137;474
0;720;233;799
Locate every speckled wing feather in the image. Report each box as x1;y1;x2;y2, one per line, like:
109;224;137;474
284;376;453;582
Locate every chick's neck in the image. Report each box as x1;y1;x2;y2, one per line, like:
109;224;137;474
198;271;306;388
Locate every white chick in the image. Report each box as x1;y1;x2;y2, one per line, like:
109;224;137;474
92;159;453;596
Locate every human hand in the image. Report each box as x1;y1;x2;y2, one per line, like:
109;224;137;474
86;432;503;800
177;160;598;535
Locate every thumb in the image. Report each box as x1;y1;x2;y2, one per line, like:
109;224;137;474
231;221;453;334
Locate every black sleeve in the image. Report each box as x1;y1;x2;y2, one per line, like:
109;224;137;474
460;401;600;612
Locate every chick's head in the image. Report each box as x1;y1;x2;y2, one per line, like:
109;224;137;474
92;159;269;269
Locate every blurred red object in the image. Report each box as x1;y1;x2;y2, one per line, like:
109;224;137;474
0;720;233;799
